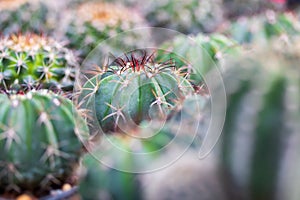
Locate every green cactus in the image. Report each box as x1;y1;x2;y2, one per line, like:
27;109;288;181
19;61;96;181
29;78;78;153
218;41;300;200
80;51;194;133
0;90;89;194
79;118;195;200
223;11;300;44
157;33;240;86
0;34;78;94
62;1;150;59
0;0;58;35
143;0;223;34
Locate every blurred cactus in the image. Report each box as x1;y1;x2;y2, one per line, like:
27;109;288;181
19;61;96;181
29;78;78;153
223;0;278;18
0;90;89;194
79;121;177;200
143;0;223;34
62;1;150;59
0;34;78;94
157;33;240;85
218;40;300;200
79;115;210;200
0;0;60;35
79;51;194;133
223;11;300;44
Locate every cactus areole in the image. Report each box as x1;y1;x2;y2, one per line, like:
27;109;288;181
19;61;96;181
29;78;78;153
81;52;194;133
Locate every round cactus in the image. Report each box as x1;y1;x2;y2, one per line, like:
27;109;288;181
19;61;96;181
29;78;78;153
218;41;300;200
0;0;59;35
0;34;78;94
142;0;223;34
157;33;240;86
0;90;89;194
62;1;150;59
79;51;194;133
223;11;300;44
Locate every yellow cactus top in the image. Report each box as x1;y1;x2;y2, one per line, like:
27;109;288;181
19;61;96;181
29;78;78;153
0;34;62;52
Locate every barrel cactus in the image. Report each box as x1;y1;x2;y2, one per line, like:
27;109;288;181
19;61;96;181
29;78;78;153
218;41;300;200
79;51;194;133
0;34;78;94
62;1;150;59
0;0;59;35
223;11;300;44
157;33;240;86
0;90;89;194
143;0;223;34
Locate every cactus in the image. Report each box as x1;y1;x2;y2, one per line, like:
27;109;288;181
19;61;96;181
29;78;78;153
79;118;198;200
62;1;150;59
157;33;240;86
0;34;78;94
79;51;194;133
218;41;300;200
0;90;89;194
223;11;300;44
0;0;59;35
143;0;223;34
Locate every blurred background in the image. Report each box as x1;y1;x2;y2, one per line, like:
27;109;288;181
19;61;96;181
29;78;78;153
0;0;299;200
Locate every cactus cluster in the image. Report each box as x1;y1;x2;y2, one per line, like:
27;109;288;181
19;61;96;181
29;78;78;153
62;1;150;59
80;51;194;133
143;0;223;34
0;34;78;94
0;0;57;35
0;90;89;194
218;41;300;200
223;11;300;44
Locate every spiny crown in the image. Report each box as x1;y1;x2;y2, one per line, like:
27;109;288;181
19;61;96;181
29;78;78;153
89;51;187;78
77;1;144;27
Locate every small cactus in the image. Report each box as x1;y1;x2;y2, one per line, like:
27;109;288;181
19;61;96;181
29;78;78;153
0;90;89;194
0;34;78;94
79;51;194;133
